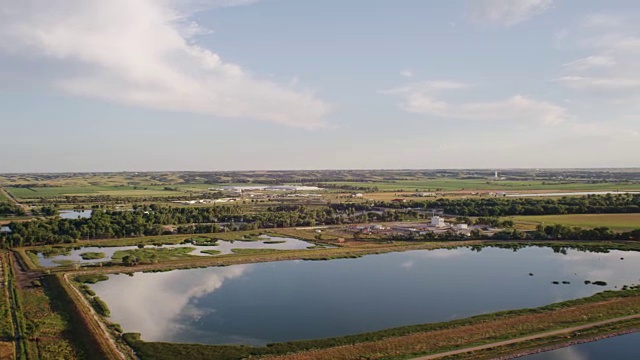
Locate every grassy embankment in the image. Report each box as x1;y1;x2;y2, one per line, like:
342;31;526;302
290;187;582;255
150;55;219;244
480;240;640;253
229;248;284;255
26;239;640;277
47;273;127;359
443;318;640;360
4;253;29;360
199;250;222;256
0;252;16;359
507;213;640;232
18;226;640;274
120;287;640;360
20;239;484;275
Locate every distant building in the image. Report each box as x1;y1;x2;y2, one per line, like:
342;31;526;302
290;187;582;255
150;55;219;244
369;224;386;230
453;223;468;230
430;216;446;228
0;226;11;234
391;198;406;203
352;193;364;198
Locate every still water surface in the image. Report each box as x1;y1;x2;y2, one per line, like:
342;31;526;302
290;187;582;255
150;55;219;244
89;247;640;346
520;331;640;359
59;210;93;219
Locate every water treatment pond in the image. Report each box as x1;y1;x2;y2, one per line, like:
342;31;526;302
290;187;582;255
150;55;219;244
35;236;314;267
88;246;640;346
59;210;93;219
520;331;640;359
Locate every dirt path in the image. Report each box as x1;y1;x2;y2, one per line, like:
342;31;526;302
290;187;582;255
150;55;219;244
11;252;41;289
411;314;640;360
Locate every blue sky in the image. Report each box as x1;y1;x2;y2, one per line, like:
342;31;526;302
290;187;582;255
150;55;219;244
0;0;639;172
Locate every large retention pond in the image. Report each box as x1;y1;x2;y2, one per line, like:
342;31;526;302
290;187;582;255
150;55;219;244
89;246;640;346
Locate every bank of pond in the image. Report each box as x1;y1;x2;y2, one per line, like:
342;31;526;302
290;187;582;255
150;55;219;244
81;246;640;347
520;331;640;359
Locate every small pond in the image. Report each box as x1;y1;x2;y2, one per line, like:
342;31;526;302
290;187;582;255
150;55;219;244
59;210;93;219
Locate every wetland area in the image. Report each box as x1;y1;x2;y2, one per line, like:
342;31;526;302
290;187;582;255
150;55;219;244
33;235;316;267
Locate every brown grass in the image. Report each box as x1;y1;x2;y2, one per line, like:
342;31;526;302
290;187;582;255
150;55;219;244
0;341;14;359
263;297;640;360
508;214;640;232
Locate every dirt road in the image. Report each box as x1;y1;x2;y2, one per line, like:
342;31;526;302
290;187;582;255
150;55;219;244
411;314;640;359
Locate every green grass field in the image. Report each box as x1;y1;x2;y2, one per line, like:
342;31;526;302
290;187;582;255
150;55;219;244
321;179;640;192
6;177;640;199
5;184;215;199
508;214;640;231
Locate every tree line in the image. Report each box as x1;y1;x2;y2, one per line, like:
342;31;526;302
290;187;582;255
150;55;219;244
3;194;640;248
391;224;640;242
2;205;346;247
0;203;26;216
332;194;640;216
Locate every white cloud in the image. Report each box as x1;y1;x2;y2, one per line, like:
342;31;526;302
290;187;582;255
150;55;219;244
562;55;615;71
383;80;472;94
558;76;640;91
0;0;331;128
400;69;414;78
559;14;640;96
469;0;554;27
383;81;569;125
581;14;624;29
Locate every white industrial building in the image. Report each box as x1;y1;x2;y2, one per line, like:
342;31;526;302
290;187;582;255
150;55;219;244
430;216;446;228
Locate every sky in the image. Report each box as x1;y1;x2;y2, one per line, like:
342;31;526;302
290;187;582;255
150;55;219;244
0;0;639;172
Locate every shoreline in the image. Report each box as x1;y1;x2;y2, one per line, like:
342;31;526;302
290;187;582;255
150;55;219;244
496;327;640;360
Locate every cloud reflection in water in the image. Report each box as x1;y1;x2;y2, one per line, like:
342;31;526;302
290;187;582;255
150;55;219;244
91;265;252;341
